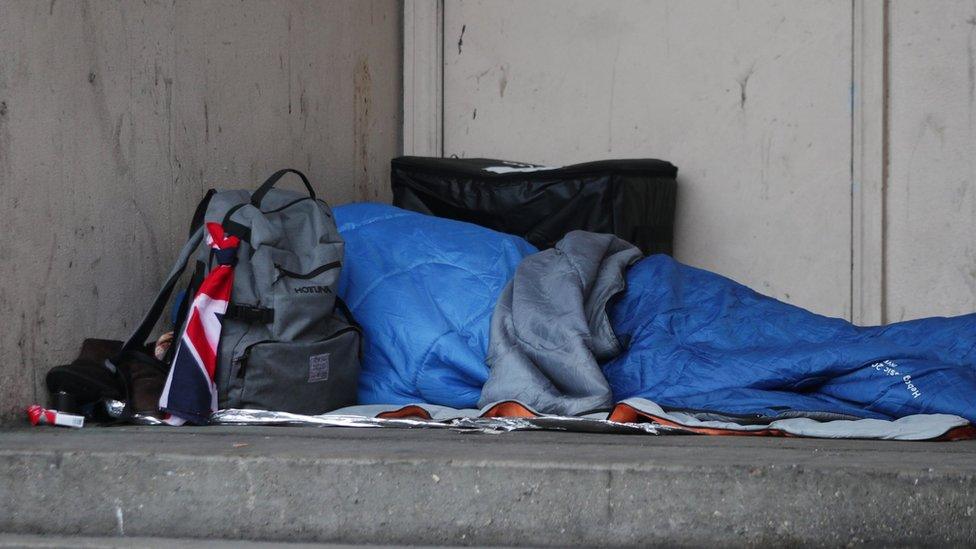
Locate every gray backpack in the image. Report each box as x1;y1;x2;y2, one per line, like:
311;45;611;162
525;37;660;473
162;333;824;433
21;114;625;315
112;169;361;419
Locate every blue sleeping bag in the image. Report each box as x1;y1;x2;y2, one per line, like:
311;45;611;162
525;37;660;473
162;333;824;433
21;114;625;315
604;256;976;421
335;204;976;421
334;203;536;407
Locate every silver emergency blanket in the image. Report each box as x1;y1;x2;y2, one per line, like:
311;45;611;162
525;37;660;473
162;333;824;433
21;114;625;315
105;400;165;425
212;404;669;435
479;231;642;415
212;398;969;440
107;397;969;440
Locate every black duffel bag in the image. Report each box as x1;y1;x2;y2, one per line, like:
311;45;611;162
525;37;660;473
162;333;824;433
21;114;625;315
391;157;677;255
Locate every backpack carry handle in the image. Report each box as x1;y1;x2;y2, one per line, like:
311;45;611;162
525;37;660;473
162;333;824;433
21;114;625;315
251;169;315;208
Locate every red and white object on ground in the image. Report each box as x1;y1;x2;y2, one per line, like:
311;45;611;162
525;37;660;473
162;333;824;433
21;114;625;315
27;405;84;428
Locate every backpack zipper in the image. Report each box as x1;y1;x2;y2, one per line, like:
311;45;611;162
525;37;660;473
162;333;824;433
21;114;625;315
234;326;362;379
235;339;274;378
274;261;341;280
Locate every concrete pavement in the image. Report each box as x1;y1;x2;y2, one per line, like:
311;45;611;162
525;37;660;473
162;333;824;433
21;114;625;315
1;425;975;546
0;533;459;549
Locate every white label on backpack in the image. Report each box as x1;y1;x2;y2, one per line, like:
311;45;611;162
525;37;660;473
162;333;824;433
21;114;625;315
308;353;330;383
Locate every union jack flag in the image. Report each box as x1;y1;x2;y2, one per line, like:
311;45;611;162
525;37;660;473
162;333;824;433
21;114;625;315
159;222;239;425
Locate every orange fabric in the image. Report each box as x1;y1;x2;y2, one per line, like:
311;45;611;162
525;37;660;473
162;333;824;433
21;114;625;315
375;401;540;420
479;401;539;418
607;404;640;424
376;405;433;420
937;425;976;441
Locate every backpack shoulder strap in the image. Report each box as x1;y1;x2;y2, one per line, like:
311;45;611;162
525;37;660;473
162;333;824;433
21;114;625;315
189;189;216;237
114;225;206;361
114;186;221;361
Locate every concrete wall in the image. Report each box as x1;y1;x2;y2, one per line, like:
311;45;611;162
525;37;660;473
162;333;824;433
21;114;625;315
442;0;854;318
0;0;402;422
436;0;976;322
886;2;976;321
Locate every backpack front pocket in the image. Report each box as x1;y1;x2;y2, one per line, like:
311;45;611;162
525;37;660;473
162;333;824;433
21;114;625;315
235;324;360;415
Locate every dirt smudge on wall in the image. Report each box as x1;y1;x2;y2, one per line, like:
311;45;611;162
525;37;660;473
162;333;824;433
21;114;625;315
498;64;508;98
354;57;372;201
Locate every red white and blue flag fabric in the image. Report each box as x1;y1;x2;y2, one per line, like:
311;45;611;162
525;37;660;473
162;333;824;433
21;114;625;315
159;223;239;425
